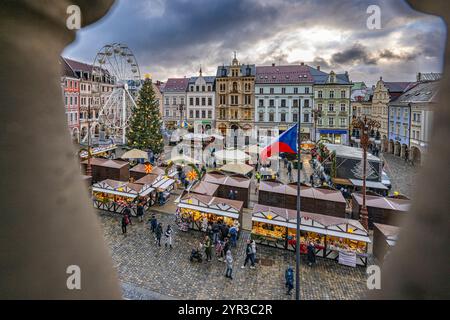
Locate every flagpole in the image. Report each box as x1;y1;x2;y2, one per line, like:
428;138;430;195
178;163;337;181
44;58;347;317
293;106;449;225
296;114;301;300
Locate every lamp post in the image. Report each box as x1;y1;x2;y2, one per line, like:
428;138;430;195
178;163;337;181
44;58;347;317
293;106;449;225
86;102;92;177
178;103;185;128
295;100;302;301
351;116;381;230
312;109;322;142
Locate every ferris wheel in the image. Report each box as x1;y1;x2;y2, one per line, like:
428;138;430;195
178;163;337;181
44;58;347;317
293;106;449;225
92;43;141;145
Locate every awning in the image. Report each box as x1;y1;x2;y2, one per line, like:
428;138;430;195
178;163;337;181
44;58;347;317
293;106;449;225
177;203;240;219
92;187;138;199
319;129;348;135
350;179;388;190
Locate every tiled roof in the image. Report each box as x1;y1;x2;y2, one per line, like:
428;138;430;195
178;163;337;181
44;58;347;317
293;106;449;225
216;64;256;77
390;80;441;105
307;66;351;85
63;57;94;73
384;82;415;93
255;65;314;84
60;57;77;78
163;78;189;92
188;76;216;84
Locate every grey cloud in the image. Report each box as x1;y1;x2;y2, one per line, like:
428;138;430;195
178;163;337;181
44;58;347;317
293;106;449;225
331;44;378;65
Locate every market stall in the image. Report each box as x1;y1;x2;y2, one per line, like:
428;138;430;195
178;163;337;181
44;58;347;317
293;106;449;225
92;179;156;215
351;193;410;229
373;223;399;264
258;181;346;217
130;163;166;180
81;158;129;183
203;171;251;207
251;204;371;266
219;163;254;177
214;148;251;164
177;193;243;231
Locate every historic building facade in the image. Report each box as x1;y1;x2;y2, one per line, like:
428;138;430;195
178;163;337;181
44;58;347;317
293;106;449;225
312;68;352;144
215;55;255;146
371;78;415;152
61;58;80;143
186;69;216;133
162;78;189;130
254;63;314;141
388;75;440;165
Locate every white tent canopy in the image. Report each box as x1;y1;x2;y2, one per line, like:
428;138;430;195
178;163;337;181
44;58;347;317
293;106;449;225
167;154;200;165
215;148;251;163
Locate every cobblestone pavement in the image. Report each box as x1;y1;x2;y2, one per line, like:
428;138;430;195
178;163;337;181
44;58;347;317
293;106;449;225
381;153;420;198
98;210;368;300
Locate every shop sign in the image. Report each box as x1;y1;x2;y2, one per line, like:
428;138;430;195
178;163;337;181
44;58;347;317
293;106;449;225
338;250;357;267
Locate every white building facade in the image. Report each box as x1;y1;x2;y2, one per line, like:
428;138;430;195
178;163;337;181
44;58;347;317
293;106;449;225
186;70;216;133
254;64;314;141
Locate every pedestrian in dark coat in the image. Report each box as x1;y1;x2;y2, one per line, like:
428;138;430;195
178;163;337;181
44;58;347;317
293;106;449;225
155;223;163;246
241;240;255;269
121;214;129;235
136;202;144;222
285;265;294;295
307;242;316;266
150;214;157;233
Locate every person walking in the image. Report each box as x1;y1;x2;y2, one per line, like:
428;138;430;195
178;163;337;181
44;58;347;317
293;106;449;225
121;213;129;236
220;237;230;262
164;225;173;249
212;222;220;244
307;241;316;267
241;240;255;269
136;202;144;222
150;214;157;233
215;239;224;261
251;240;257;265
229;225;238;247
310;173;314;187
285;265;294;295
225;250;233;280
204;235;212;262
155;223;163;246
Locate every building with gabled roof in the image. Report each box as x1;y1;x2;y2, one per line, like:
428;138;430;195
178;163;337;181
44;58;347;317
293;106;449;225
162;77;189;129
387;77;441;165
254;62;314;140
312;66;353;144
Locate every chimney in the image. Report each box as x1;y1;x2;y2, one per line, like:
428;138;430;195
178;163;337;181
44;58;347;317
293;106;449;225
317;65;320;71
417;72;422;82
272;63;275;67
301;62;304;66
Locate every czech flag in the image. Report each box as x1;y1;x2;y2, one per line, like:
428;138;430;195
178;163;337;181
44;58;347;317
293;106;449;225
260;124;298;161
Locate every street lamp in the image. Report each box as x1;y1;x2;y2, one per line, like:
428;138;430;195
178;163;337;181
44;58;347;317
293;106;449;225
312;109;322;142
85;102;92;177
351;116;381;230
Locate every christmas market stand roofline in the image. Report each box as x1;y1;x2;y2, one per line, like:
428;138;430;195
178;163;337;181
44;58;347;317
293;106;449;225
252;204;371;243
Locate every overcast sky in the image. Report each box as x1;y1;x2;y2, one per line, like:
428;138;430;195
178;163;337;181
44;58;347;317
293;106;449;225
63;0;447;86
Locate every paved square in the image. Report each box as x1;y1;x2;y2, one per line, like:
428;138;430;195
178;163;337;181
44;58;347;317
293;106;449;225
98;210;369;300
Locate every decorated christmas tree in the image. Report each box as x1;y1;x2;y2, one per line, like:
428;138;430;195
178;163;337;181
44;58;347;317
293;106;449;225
126;77;164;155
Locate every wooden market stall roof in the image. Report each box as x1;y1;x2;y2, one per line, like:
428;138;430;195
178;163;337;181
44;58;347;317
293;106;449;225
152;175;176;191
81;158;129;169
352;193;411;211
203;172;251;189
134;174;159;186
178;193;244;219
252;204;370;243
373;223;400;245
260;181;345;203
219;163;254;176
189;180;219;196
92;179;154;198
130;164;166;176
